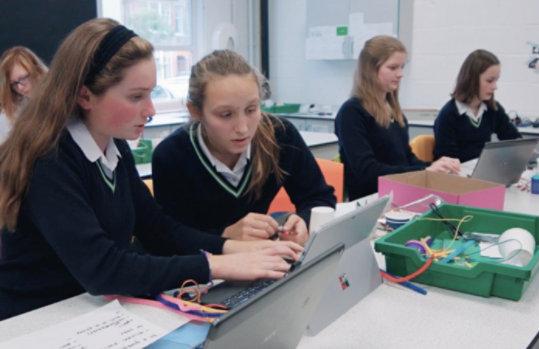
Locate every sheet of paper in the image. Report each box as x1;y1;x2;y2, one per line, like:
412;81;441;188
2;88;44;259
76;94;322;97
0;300;167;349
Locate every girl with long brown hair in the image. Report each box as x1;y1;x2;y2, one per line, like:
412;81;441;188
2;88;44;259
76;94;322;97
434;49;521;162
0;46;47;143
0;19;301;320
335;35;460;200
153;50;336;246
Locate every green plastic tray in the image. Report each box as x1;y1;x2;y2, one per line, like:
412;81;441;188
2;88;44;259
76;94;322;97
260;103;301;114
374;204;539;300
131;139;153;164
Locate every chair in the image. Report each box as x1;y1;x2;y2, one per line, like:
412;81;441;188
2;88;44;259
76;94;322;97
267;158;344;213
409;135;435;162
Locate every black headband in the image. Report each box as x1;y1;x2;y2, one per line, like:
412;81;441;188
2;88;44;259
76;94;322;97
85;25;137;86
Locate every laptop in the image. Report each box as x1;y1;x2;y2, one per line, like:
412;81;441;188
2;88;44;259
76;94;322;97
201;196;389;336
470;138;538;186
304;196;390;335
302;195;389;265
528;330;539;349
202;243;345;349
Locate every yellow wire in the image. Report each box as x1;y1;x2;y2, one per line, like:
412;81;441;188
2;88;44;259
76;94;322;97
416;215;474;260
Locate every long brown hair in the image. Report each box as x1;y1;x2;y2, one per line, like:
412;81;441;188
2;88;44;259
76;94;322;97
187;49;284;199
0;18;153;230
451;49;499;110
0;46;48;123
351;35;406;127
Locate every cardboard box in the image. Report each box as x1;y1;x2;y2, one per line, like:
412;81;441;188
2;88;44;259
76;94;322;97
378;170;505;210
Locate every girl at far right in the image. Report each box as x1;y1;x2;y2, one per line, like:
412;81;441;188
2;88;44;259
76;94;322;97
433;49;521;163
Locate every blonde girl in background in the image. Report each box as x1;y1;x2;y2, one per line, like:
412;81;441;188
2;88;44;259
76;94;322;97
335;35;460;200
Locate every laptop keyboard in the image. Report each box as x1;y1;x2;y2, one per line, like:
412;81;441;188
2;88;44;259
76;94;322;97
220;279;277;308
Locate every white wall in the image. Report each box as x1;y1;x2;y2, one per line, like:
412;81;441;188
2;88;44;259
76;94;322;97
402;0;539;118
268;0;356;106
269;0;539;118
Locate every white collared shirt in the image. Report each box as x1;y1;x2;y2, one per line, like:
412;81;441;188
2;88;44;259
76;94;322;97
196;123;250;187
67;118;121;178
455;99;487;124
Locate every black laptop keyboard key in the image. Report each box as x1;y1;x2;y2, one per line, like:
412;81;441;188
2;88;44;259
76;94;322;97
221;279;277;308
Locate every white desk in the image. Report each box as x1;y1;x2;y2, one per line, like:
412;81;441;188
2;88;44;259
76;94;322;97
460;159;539;216
296;276;539;349
295;187;539;349
1;188;538;348
504;188;539;215
300;130;338;147
407;117;539;137
299;131;338;160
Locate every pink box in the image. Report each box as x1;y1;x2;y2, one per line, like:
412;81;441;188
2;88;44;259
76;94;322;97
378;171;505;210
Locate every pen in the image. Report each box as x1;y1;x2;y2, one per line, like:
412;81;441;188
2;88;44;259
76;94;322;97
380;270;427;295
397;279;427;295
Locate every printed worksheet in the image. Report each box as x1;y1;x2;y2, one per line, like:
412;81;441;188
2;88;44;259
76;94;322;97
0;300;166;349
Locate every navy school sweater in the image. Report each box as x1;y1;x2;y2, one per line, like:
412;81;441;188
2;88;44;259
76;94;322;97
0;132;225;319
335;97;428;200
433;99;521;162
152;116;336;236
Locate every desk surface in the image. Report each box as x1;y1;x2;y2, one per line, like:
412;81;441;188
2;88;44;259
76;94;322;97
460;159;539;216
295;187;539;349
407;118;539;136
297;275;539;349
299;131;338;147
1;188;538;348
275;111;539;136
145;112;188;128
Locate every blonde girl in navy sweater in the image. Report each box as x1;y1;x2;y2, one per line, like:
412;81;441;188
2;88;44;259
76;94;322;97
153;50;336;246
335;35;460;200
0;18;301;320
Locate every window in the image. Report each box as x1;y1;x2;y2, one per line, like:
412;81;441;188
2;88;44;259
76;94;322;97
99;0;198;112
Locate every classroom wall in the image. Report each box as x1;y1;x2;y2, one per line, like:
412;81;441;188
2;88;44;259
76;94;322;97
268;0;539;118
268;0;356;107
401;0;539;119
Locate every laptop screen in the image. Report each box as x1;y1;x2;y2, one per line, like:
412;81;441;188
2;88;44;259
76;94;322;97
301;195;390;264
202;243;344;349
471;138;538;186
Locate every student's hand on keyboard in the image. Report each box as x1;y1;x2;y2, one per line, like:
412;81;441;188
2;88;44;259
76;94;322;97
276;213;309;246
222;212;279;241
210;242;303;280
